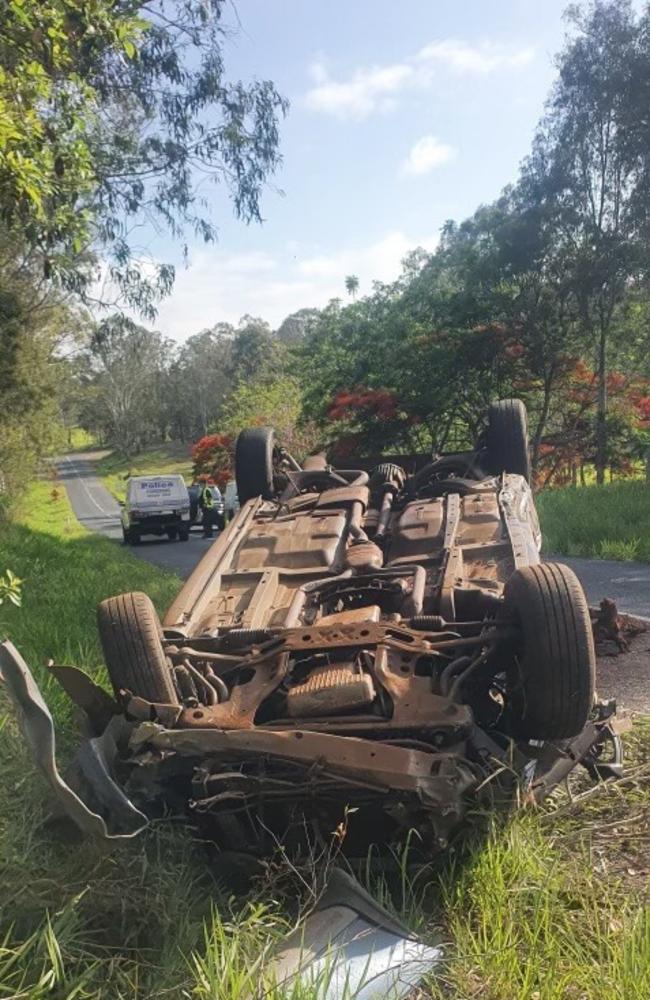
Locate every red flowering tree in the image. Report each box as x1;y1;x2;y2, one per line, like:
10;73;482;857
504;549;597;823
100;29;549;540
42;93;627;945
325;387;414;459
191;433;234;487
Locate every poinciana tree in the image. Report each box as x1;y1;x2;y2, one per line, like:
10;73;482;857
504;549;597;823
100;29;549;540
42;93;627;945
191;433;234;487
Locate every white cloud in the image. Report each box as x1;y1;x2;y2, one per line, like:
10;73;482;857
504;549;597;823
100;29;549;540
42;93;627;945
150;230;439;340
303;39;535;119
304;60;413;119
415;39;535;75
401;135;457;176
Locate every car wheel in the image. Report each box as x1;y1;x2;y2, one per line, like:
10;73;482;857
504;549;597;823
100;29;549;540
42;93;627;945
485;398;531;482
502;562;595;739
179;528;189;541
97;591;178;704
235;426;275;504
122;527;132;546
167;528;178;541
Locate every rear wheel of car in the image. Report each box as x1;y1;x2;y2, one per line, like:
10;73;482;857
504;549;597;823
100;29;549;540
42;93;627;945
502;562;595;740
167;528;178;541
122;527;132;546
236;426;276;504
97;591;178;704
486;398;531;482
179;527;189;541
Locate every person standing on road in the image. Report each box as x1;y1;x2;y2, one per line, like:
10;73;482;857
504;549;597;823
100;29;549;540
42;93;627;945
199;479;215;538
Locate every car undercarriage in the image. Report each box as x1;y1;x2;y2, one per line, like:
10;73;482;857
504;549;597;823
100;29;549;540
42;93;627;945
0;400;624;856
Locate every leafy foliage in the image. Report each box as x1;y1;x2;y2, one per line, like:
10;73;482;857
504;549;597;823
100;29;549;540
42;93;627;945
0;569;22;607
191;433;233;486
0;1;288;313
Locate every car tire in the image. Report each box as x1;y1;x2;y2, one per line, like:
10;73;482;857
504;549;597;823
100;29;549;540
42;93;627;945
235;426;276;504
502;562;595;740
167;528;178;541
97;591;178;704
122;527;132;546
179;528;189;541
486;398;531;482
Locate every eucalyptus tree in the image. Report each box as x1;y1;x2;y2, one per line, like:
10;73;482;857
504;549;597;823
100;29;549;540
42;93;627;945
529;0;649;481
0;1;288;315
83;314;173;457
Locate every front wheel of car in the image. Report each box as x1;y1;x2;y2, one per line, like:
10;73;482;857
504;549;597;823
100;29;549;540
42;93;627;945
179;528;189;541
502;562;595;740
97;591;178;704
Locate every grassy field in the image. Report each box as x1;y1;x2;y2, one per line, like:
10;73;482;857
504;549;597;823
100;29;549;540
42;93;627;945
96;443;194;501
538;479;650;561
1;480;648;997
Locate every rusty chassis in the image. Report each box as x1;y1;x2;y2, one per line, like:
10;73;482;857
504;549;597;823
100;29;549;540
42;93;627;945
0;632;623;857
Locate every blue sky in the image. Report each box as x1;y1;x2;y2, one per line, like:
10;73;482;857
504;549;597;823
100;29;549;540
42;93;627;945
150;0;575;340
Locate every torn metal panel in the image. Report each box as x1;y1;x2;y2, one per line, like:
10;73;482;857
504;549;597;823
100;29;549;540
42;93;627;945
0;641;147;840
262;869;442;1000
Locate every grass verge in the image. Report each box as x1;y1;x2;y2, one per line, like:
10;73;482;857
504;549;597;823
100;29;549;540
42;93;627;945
96;442;193;501
0;481;648;997
538;479;650;561
426;723;650;998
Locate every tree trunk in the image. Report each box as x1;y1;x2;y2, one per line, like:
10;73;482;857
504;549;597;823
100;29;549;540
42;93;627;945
595;324;607;485
531;369;554;473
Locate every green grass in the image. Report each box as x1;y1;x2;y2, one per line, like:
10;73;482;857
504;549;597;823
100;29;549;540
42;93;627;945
538;479;650;561
1;480;648;997
95;443;193;501
426;719;650;999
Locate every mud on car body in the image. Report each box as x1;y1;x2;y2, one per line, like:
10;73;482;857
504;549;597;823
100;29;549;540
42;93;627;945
1;400;623;855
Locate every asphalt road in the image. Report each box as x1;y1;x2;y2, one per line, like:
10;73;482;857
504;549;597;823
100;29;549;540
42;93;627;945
552;554;650;620
58;453;216;578
59;451;650;615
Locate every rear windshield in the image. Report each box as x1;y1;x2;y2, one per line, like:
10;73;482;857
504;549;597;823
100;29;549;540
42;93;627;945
128;476;188;505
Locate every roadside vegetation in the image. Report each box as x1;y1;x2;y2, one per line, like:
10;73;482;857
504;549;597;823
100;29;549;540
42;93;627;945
538;480;650;562
0;479;648;998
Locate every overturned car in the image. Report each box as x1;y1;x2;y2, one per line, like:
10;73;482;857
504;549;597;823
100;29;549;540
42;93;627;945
1;400;622;855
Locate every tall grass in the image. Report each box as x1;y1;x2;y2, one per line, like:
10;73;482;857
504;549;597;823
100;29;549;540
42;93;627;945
537;479;650;561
